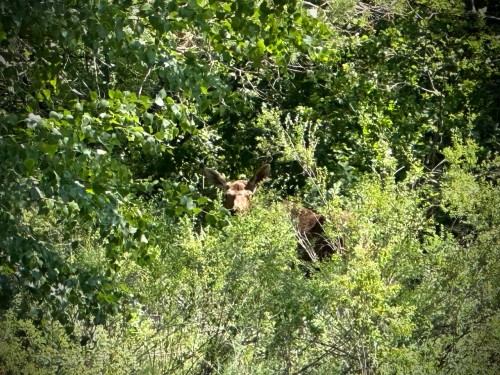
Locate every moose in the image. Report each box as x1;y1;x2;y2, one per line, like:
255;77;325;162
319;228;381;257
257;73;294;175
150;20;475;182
203;164;336;262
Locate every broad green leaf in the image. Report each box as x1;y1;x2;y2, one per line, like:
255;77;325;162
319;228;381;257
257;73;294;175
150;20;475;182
38;142;59;157
68;201;79;212
256;38;266;54
23;158;36;173
155;97;164;107
42;89;51;100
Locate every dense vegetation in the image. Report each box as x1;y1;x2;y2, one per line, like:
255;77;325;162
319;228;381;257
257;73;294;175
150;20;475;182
1;0;499;373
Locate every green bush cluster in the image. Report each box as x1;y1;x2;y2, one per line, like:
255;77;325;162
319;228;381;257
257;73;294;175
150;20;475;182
1;0;499;373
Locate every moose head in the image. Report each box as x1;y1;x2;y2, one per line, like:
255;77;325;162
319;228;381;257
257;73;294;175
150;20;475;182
203;164;270;213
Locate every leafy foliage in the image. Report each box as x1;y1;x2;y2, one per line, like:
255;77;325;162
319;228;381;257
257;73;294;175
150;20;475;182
1;0;499;373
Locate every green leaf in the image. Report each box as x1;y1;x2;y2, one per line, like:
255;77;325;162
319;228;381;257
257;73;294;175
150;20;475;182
49;111;61;120
42;89;51;100
197;196;208;205
154;131;165;140
68;201;79;212
155;97;164;107
38;142;59;157
23;158;36;173
256;38;266;54
74;101;83;111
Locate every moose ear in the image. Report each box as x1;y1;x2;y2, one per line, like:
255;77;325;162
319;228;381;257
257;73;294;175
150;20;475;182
245;164;271;191
204;168;227;190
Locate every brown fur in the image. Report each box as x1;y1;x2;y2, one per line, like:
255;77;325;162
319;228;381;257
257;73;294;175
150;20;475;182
288;204;335;261
203;164;336;262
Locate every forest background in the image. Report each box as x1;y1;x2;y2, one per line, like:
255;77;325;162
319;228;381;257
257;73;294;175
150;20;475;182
1;0;500;373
